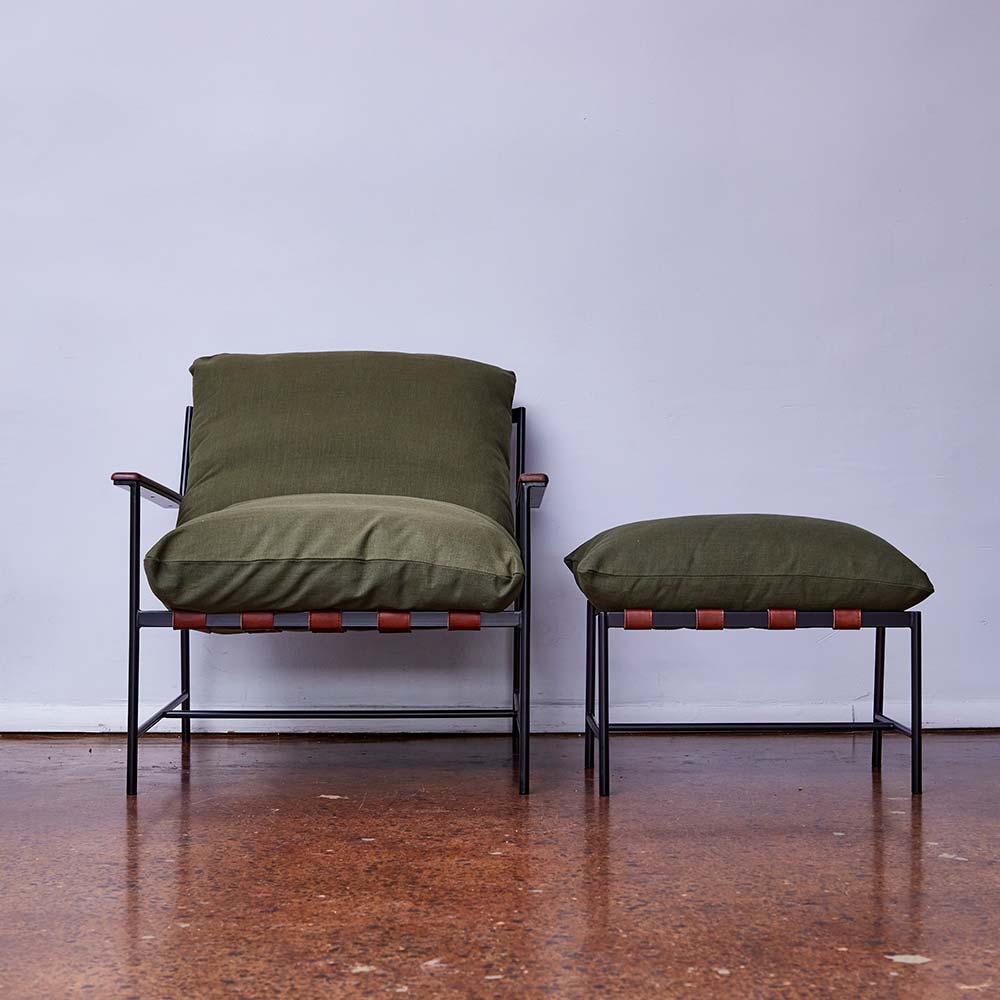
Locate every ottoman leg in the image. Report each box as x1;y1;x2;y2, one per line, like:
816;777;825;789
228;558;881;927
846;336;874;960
871;627;885;770
597;611;610;796
910;612;922;795
584;602;595;769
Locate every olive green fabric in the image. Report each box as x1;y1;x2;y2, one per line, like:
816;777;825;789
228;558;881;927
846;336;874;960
146;493;524;613
179;352;516;535
565;514;933;611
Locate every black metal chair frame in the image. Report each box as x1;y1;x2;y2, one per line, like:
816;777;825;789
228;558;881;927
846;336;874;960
113;406;546;796
583;605;923;796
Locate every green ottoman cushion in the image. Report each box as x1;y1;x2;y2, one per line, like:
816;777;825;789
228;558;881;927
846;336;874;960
146;493;524;613
180;352;517;535
565;514;933;612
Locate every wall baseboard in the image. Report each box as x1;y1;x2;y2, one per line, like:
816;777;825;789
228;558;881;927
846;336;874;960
3;699;999;734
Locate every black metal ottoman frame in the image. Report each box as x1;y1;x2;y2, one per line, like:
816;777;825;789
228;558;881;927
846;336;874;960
113;407;546;796
583;606;923;796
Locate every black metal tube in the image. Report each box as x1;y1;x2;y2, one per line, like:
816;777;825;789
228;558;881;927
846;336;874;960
512;408;524;549
606;721;895;733
517;481;531;794
511;623;520;757
139;692;190;735
872;626;886;769
126;485;141;795
180;631;191;743
584;601;595;769
598;612;610;796
164;708;516;719
875;713;911;737
513;406;525;479
910;612;922;794
179;405;193;495
511;413;521;755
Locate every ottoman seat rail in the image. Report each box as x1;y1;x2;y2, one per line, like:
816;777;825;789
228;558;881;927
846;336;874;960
584;606;922;796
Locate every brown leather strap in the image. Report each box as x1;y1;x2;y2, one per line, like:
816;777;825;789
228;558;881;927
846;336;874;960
696;608;725;630
240;612;276;632
172;611;206;630
447;612;481;631
833;609;862;630
767;609;797;630
624;609;653;630
378;611;411;633
309;611;344;633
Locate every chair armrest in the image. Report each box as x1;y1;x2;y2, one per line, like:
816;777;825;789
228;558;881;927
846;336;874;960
111;472;181;509
517;472;548;509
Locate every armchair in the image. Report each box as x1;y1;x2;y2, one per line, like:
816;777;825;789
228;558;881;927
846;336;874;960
113;352;547;796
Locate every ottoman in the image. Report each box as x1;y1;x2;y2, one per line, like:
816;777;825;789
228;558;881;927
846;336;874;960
565;514;933;796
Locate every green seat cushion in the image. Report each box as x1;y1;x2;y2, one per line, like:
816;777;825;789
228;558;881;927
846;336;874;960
145;493;524;613
565;514;933;612
180;352;516;535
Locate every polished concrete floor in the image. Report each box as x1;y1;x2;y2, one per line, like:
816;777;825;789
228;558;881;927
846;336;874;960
1;733;998;999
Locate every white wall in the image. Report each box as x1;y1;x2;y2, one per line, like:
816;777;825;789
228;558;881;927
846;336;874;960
3;1;998;732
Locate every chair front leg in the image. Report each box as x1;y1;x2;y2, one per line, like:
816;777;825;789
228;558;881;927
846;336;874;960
910;612;922;795
180;630;191;745
518;618;530;793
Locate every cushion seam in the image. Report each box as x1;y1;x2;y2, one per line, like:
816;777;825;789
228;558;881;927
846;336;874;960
146;555;522;583
574;569;930;592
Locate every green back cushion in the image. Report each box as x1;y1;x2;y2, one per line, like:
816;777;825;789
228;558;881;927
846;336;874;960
146;493;523;613
179;352;516;535
565;514;933;611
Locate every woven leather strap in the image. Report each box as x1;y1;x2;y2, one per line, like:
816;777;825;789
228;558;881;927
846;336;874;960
767;609;797;630
240;612;276;632
447;612;481;630
833;609;862;629
172;611;207;630
696;609;725;629
309;611;344;633
624;609;653;630
377;611;411;633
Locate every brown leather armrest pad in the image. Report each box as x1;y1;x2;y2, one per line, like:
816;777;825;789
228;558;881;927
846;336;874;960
111;472;182;507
